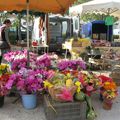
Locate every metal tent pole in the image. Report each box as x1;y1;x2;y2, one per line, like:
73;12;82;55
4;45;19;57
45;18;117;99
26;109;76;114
26;0;30;67
27;0;29;50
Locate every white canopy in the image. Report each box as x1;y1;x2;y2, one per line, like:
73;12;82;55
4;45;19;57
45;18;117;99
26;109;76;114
69;0;120;17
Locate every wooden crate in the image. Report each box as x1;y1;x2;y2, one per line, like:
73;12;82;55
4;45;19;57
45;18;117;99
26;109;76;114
44;95;87;120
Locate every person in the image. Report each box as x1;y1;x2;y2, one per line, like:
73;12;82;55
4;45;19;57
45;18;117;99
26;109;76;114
0;19;11;64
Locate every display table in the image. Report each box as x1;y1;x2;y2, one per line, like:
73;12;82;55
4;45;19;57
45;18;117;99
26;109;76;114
95;47;120;54
32;44;49;53
62;38;91;59
105;59;120;85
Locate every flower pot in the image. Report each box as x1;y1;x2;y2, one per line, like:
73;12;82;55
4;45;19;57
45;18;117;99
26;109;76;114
21;94;37;109
103;98;113;110
0;96;4;108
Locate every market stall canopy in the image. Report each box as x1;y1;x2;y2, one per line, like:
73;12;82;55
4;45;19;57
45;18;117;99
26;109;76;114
0;0;76;14
0;0;77;49
69;0;120;17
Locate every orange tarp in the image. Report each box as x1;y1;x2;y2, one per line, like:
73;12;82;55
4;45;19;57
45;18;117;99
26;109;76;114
0;0;76;14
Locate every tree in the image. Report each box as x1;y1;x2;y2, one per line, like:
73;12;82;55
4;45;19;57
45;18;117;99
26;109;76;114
81;13;118;22
74;0;91;5
0;12;9;25
73;0;118;22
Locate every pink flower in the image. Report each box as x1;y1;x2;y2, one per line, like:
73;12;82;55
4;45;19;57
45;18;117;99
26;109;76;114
57;87;73;102
47;70;55;80
17;80;25;90
58;59;86;70
86;85;94;92
11;68;46;94
5;79;14;89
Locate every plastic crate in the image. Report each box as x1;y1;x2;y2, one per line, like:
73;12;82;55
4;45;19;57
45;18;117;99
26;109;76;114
44;95;87;120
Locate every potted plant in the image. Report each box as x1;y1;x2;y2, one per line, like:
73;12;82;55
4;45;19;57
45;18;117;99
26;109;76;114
0;64;12;107
9;68;47;109
3;50;37;72
57;59;86;71
101;81;118;110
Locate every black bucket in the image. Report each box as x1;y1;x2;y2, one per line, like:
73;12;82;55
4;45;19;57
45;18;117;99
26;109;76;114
0;96;4;108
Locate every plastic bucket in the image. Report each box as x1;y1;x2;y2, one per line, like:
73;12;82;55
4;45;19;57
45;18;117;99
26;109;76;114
21;94;37;109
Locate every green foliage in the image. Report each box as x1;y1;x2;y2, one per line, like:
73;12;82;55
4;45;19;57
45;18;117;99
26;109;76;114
0;12;9;25
74;0;91;5
81;13;118;22
73;0;118;22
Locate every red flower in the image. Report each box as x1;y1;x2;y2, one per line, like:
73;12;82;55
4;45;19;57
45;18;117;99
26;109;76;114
98;75;112;83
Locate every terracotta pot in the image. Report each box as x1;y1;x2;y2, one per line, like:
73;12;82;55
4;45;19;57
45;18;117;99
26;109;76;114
103;98;113;110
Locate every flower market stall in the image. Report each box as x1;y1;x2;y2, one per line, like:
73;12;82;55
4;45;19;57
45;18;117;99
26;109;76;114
62;37;91;59
0;1;119;120
1;50;118;120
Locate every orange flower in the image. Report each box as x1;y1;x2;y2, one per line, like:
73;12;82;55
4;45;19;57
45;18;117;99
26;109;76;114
103;81;117;90
61;70;70;75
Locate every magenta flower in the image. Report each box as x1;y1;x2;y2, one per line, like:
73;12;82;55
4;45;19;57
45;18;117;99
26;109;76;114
36;54;51;69
57;87;73;102
58;59;86;70
9;68;47;94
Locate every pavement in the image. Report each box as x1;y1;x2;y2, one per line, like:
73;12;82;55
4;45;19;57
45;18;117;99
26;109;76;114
0;96;46;120
0;88;120;120
0;48;119;120
92;89;120;120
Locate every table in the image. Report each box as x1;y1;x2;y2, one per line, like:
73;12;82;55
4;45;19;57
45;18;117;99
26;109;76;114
32;44;49;53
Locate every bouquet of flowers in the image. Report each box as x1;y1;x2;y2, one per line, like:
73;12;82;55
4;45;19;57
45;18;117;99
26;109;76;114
101;81;118;99
98;75;118;110
3;50;27;63
0;64;12;96
8;68;48;94
78;72;102;96
99;75;118;99
3;50;37;71
36;54;51;69
44;71;79;102
57;59;86;71
3;50;37;63
11;58;28;71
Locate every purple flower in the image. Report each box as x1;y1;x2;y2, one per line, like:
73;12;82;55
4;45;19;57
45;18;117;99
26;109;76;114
11;68;46;94
57;59;86;70
36;54;51;69
5;79;14;89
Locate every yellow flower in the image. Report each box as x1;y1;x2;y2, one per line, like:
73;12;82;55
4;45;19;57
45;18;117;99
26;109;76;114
43;81;53;88
104;82;110;85
75;81;81;93
77;87;81;93
67;73;71;78
75;81;81;86
0;64;8;70
66;79;73;87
